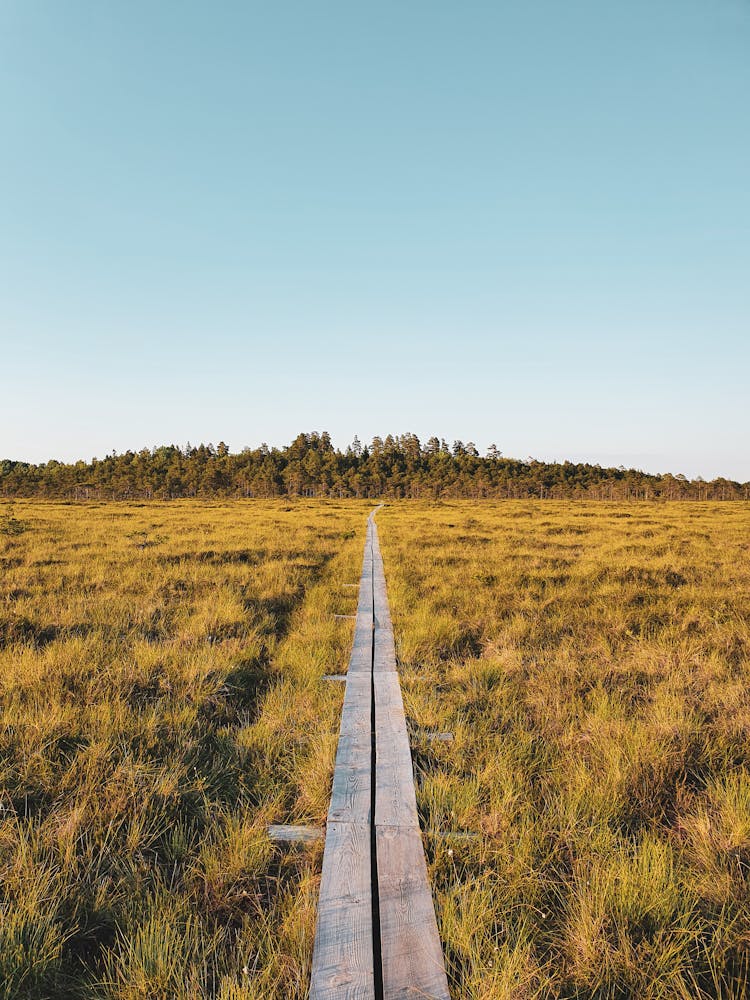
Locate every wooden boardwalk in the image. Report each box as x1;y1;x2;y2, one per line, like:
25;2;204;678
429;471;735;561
310;511;450;1000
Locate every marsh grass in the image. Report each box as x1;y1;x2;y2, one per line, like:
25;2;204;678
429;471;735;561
379;501;750;999
0;499;368;998
4;498;748;998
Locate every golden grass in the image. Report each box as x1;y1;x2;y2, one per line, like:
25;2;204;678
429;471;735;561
0;499;370;998
3;498;749;998
379;500;750;999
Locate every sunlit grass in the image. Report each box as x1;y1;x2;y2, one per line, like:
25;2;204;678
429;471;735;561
3;497;748;998
379;500;750;999
0;498;368;998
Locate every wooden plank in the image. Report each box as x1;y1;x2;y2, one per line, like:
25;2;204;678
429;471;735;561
375;744;419;830
374;672;419;829
357;565;374;615
267;824;324;845
311;521;375;999
372;549;417;825
339;672;371;738
347;623;373;674
370;515;450;997
371;524;397;674
310;822;374;999
373;622;397;673
329;524;373;818
371;524;394;624
349;526;373;674
376;825;451;1000
328;732;371;824
375;739;419;828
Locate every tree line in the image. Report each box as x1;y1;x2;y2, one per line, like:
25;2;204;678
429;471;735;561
1;433;747;501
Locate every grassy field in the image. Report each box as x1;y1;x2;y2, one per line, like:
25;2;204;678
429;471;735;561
2;499;748;999
0;499;370;999
379;500;750;999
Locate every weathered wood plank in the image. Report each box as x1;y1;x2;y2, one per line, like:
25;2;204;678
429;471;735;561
339;672;371;738
371;514;450;997
267;824;324;845
372;524;393;638
347;542;373;674
371;522;397;674
328;731;372;824
330;523;374;822
373;623;397;673
348;624;373;673
376;824;451;1000
375;741;418;829
371;549;417;826
310;822;374;999
357;567;374;616
374;672;418;829
311;522;376;999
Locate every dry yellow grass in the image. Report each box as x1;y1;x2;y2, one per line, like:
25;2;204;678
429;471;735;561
0;499;370;998
378;500;750;999
3;498;749;998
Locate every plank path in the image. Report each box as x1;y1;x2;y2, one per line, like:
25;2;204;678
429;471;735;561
310;510;450;999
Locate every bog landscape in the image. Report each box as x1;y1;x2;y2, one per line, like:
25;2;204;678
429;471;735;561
1;436;748;999
3;4;748;998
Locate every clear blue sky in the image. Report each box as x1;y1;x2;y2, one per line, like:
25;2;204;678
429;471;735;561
1;1;748;480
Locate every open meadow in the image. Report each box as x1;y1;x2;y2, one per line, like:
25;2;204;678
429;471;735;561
379;501;750;999
0;499;371;999
1;498;749;999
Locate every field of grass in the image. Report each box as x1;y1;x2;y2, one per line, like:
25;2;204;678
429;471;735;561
379;501;750;999
2;498;748;999
0;499;371;999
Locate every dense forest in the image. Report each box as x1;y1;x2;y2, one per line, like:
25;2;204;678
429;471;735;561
1;433;747;501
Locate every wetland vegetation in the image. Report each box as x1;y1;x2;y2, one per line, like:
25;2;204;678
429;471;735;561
0;500;368;998
1;498;748;998
380;501;750;998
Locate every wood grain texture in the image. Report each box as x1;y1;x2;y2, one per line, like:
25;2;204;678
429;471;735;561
356;568;374;618
349;528;373;672
371;521;396;673
310;822;374;999
267;824;324;844
374;672;418;829
376;825;451;1000
328;731;372;824
339;672;371;738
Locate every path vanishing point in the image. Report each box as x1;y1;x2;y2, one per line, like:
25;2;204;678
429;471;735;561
310;509;451;999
